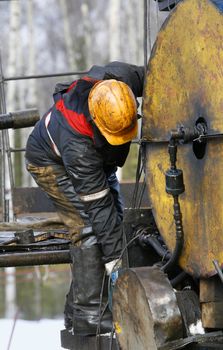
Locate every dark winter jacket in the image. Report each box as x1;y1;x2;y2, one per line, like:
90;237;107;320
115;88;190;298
25;61;144;261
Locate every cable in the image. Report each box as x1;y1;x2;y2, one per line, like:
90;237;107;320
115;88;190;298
95;230;144;349
7;308;19;350
131;147;143;208
96;270;110;350
96;269;106;336
107;230;144;303
136;176;146;208
131;143;146;209
96;226;149;348
109;325;115;350
96;232;142;350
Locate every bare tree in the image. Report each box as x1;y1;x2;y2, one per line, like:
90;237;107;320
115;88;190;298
109;0;120;61
126;0;138;64
59;0;76;70
81;3;92;69
6;1;20;110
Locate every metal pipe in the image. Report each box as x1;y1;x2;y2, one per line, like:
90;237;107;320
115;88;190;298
139;234;171;260
0;53;16;220
8;148;26;153
3;70;89;82
0;250;71;267
0;54;8;221
0;108;40;130
0;137;140;154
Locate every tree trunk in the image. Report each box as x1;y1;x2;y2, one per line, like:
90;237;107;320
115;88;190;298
109;0;120;61
127;0;138;64
81;3;92;69
59;0;75;70
109;0;122;180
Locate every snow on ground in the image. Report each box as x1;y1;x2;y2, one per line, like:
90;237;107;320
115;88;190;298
0;318;64;350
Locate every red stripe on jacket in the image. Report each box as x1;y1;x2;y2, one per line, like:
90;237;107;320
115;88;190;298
67;81;77;92
55;99;94;139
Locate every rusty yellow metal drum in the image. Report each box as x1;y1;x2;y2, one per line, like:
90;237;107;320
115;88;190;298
142;0;223;277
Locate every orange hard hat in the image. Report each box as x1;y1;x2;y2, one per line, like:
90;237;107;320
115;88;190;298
88;79;138;145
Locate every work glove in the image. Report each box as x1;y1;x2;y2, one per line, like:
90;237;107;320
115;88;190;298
105;259;122;311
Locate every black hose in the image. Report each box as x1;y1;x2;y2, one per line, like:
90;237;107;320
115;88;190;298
109;325;115;350
170;271;187;287
139;234;171;260
161;196;184;272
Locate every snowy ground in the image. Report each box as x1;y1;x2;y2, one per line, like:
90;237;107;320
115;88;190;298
0;318;64;350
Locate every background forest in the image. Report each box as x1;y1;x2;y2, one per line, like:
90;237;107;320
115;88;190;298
0;0;167;188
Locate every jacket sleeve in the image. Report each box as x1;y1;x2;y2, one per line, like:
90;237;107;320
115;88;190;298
87;61;145;98
61;136;123;263
103;61;145;97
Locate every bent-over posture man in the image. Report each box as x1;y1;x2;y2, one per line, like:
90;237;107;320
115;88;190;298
25;61;144;334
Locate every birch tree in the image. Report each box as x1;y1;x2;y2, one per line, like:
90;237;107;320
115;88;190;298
126;0;138;64
109;0;120;61
136;0;144;65
7;2;20;110
81;3;92;69
109;0;123;180
59;0;76;70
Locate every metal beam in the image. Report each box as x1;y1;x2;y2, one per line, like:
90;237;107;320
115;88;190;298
0;250;71;267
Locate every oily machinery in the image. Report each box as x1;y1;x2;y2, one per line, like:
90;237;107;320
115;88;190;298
112;0;223;349
1;1;223;350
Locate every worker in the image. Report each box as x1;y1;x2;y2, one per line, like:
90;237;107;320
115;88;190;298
25;61;144;335
211;0;223;11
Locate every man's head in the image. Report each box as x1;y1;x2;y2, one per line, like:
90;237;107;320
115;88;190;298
88;79;138;145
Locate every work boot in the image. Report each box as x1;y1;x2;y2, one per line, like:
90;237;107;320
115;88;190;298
64;227;95;330
70;241;112;335
64;283;73;330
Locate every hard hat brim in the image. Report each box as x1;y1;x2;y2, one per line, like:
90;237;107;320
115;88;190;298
95;119;138;145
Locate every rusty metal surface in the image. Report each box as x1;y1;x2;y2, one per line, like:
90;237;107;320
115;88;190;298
142;0;223;277
112;266;183;350
0;108;40;130
143;0;223;142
